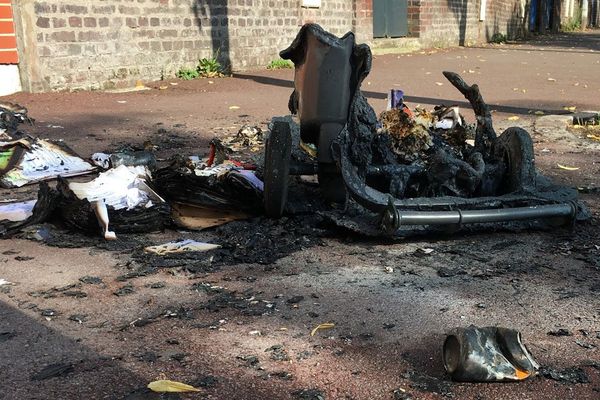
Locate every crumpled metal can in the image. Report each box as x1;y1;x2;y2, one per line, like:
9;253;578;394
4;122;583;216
443;326;539;382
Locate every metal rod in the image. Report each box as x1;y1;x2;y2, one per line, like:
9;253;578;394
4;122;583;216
397;203;575;226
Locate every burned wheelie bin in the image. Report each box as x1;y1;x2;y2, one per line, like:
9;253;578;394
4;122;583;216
263;23;587;234
264;24;371;215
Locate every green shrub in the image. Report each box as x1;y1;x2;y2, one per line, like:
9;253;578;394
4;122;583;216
267;59;294;70
561;17;581;32
490;33;507;44
198;56;223;78
176;67;200;80
176;54;224;80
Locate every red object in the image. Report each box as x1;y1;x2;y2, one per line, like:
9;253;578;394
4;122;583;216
0;2;18;64
206;143;216;167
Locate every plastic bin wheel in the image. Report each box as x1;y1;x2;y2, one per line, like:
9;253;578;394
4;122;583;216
264;121;293;218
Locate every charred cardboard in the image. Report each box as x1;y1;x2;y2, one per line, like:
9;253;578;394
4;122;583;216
0;137;95;188
171;202;250;230
153;157;263;213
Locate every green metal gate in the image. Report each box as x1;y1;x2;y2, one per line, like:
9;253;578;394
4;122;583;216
373;0;408;38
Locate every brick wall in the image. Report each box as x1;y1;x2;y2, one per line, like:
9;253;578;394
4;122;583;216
13;0;530;92
485;0;527;39
14;0;356;92
418;0;481;46
415;0;526;46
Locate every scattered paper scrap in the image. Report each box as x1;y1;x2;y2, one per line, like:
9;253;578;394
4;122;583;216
147;380;200;393
144;239;221;255
557;164;579;171
311;323;335;336
0;199;36;222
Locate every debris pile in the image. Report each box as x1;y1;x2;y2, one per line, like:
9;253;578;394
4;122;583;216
0;24;590;243
259;23;587;236
0;108;264;240
0;101;32;139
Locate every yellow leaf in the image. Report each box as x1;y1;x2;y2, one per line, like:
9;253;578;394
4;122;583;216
508;116;520;121
311;323;335;336
229;105;240;110
587;134;600;141
435;82;444;86
563;106;576;112
557;164;579;171
534;111;545;116
159;85;168;90
148;380;200;393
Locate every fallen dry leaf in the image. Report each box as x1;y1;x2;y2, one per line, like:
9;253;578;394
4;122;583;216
508;116;520;121
229;105;240;110
311;323;335;336
547;77;556;82
563;106;576;112
557;164;579;171
534;111;545;116
587;134;600;141
148;380;200;393
435;82;444;86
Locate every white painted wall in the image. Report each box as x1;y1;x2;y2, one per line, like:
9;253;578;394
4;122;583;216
0;64;21;96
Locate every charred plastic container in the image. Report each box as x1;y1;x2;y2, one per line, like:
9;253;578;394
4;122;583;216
264;23;586;232
280;24;356;157
264;24;372;211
